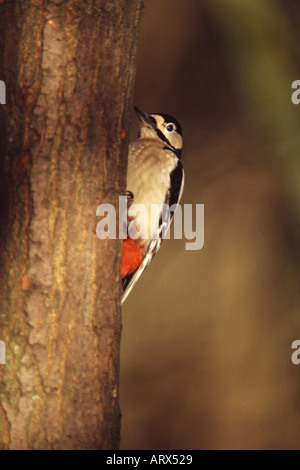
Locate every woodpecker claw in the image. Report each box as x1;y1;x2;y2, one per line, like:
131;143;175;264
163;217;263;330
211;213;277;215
123;191;135;233
126;190;134;206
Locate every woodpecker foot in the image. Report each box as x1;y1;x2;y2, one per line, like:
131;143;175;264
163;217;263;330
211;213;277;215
122;191;135;235
126;190;134;206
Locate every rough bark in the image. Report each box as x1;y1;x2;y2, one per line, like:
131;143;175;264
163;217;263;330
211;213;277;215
0;0;143;450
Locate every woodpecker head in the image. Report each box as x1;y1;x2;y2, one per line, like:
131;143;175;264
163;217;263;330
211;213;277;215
134;106;183;158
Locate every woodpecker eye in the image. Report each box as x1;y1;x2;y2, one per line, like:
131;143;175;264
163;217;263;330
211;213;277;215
166;123;175;132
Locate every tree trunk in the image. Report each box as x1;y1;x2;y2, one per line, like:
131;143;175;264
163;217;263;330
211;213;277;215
0;0;143;450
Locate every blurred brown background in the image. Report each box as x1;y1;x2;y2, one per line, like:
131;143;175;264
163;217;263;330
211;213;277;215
120;0;300;449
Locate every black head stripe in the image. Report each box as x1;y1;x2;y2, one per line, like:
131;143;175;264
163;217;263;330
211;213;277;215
155;127;172;146
150;115;157;126
163;145;181;159
155;128;181;158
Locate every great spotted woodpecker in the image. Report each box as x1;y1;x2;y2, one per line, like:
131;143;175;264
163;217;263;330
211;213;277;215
121;106;184;303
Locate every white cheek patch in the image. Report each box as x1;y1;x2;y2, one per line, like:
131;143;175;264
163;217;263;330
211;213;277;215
151;115;182;151
172;133;182;150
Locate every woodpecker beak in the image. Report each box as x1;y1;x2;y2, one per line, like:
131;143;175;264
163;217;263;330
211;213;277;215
134;106;155;129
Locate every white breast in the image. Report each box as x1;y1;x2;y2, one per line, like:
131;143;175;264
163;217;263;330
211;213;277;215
127;138;178;245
